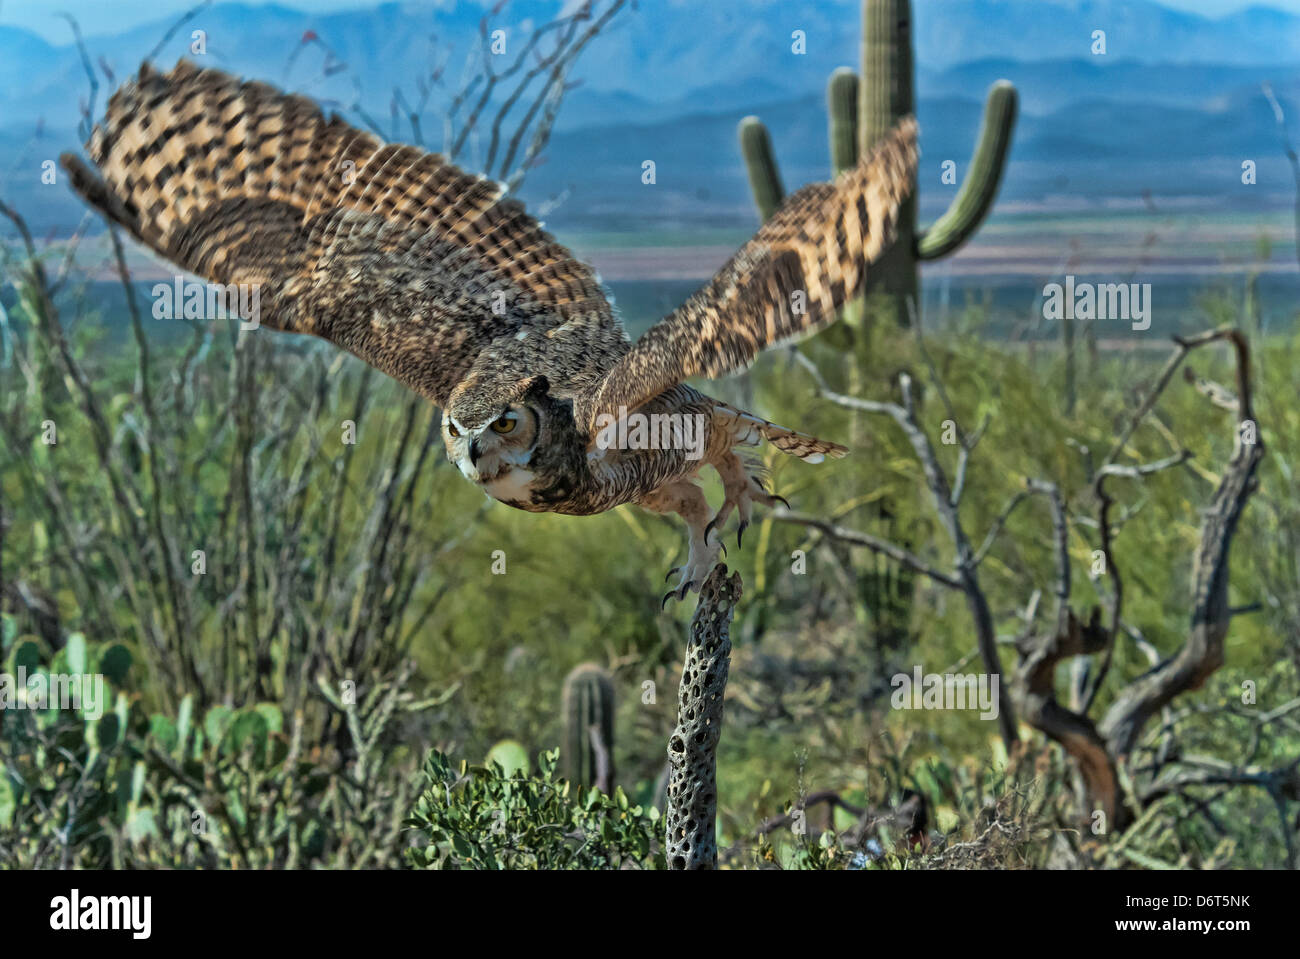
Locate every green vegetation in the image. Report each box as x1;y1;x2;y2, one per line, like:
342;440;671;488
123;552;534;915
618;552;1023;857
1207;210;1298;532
0;627;425;867
0;0;1293;864
2;252;1295;865
406;749;662;869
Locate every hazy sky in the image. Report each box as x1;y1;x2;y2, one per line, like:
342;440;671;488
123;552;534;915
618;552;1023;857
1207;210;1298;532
2;0;1298;42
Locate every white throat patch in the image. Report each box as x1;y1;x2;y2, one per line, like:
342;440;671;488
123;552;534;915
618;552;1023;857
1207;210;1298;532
483;467;537;504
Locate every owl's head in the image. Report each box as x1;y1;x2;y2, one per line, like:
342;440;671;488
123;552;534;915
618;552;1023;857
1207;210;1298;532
442;375;586;510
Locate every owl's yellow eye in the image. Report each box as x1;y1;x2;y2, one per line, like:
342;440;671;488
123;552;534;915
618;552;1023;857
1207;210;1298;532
446;422;460;438
490;415;516;434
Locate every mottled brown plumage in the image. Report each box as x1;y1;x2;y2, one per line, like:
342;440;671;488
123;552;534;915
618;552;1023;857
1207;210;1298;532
62;61;918;599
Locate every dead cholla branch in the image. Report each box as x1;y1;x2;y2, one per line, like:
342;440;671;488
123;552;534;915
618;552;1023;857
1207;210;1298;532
665;563;740;870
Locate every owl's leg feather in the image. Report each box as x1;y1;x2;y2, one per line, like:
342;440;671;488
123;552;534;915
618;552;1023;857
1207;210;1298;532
637;479;719;605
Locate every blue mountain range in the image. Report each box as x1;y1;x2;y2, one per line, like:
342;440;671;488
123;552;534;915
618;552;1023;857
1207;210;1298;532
1;0;1297;233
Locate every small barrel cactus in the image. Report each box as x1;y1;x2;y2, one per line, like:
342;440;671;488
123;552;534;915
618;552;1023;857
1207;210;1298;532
561;662;615;792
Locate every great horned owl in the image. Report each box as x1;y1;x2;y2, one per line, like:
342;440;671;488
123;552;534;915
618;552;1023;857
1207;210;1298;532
62;61;918;603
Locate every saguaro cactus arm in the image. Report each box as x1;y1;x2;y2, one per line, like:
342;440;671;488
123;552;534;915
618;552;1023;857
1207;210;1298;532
740;64;860;224
860;0;1016;321
915;81;1018;260
828;68;860;177
739;117;785;223
665;563;741;870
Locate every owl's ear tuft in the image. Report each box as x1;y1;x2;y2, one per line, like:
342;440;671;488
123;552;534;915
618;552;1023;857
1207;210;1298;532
520;375;550;399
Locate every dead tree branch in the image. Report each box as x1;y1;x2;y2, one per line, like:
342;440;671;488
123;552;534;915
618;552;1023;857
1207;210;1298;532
794;351;1019;748
1014;327;1264;829
791;323;1265;835
1098;329;1264;756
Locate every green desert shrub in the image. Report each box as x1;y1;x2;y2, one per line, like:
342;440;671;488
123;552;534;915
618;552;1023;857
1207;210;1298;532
405;748;664;870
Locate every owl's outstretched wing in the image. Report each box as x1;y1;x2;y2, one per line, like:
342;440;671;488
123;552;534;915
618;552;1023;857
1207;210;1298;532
61;60;624;408
579;119;918;432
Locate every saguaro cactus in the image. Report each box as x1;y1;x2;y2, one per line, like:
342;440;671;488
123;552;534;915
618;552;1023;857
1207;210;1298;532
740;0;1017;327
561;662;615;792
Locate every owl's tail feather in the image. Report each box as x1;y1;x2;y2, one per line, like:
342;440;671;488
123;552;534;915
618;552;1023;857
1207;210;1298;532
711;400;848;464
760;422;849;464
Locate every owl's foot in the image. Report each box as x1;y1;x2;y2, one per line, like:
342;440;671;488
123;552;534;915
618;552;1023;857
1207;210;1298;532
703;450;790;550
637;477;722;607
661;518;721;608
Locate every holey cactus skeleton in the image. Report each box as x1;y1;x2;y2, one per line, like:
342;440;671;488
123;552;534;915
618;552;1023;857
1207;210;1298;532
665;565;740;870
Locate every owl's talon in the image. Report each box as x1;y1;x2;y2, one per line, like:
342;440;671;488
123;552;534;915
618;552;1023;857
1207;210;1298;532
661;581;698;608
705;451;793;547
703;516;730;554
666;566;680;582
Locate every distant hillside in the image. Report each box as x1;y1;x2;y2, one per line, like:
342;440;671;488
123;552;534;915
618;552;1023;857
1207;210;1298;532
5;86;1294;238
917;58;1300;115
0;0;1297;236
2;0;1299;129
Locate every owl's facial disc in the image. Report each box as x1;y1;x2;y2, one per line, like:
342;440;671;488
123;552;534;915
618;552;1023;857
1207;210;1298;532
442;404;541;500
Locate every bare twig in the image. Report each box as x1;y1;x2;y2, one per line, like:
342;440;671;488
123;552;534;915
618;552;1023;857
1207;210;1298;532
769;510;963;590
1100;329;1264;756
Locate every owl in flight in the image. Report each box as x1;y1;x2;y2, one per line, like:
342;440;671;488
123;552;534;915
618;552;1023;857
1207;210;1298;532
62;62;918;604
